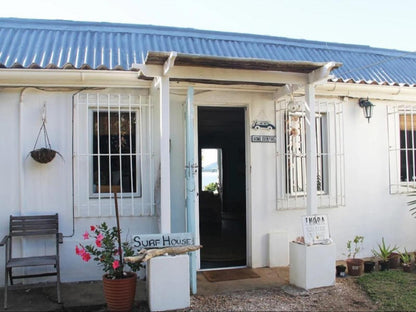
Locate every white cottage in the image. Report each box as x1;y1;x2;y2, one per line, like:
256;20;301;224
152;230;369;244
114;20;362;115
1;18;416;288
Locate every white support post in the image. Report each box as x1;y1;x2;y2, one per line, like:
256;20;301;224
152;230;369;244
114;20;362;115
159;76;171;233
305;83;317;216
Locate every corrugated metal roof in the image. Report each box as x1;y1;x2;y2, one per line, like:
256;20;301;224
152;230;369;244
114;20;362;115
1;18;416;86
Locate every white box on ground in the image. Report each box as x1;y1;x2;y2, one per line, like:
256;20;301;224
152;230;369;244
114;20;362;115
289;242;336;290
268;232;289;267
147;254;190;311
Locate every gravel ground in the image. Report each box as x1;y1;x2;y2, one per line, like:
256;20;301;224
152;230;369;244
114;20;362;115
189;278;377;311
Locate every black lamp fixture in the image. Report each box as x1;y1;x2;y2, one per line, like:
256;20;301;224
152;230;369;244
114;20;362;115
358;98;374;123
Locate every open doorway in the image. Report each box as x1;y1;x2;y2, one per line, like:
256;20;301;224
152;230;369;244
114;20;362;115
198;107;246;269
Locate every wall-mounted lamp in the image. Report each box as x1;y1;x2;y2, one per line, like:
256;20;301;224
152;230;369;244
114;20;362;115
358;98;374;123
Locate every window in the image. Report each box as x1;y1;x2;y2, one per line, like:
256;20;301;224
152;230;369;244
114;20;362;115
388;105;416;193
92;111;137;195
74;92;155;217
399;114;416;182
276;99;345;209
284;112;327;195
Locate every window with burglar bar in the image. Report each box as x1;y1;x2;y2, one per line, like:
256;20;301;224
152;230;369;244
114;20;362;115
276;99;345;209
284;112;327;195
92;111;137;195
74;92;155;217
388;104;416;193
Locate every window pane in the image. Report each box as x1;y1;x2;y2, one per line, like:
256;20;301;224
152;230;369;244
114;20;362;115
400;114;416;182
92;110;137;194
285;113;326;195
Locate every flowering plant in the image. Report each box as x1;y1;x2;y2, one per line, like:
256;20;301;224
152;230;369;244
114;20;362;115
75;222;141;279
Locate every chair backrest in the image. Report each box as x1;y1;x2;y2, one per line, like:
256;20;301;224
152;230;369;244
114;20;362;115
9;214;59;237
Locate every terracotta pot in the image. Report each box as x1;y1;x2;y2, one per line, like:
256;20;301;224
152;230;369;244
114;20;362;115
102;272;137;312
346;258;364;276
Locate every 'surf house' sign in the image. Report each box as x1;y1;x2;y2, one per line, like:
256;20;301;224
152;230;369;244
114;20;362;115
302;215;330;245
132;233;193;249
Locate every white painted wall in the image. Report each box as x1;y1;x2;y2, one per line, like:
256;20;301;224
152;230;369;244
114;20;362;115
0;87;160;284
1;81;416;285
169;88;416;269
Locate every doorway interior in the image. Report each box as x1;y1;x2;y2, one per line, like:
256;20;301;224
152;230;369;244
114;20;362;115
198;106;246;270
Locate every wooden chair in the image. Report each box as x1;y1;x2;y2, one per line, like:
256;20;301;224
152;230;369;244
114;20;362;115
0;214;63;309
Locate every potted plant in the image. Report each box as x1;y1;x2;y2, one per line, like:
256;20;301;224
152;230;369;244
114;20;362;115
76;222;141;311
401;249;413;273
389;252;401;269
372;237;399;271
364;259;376;273
336;264;347;277
345;235;364;276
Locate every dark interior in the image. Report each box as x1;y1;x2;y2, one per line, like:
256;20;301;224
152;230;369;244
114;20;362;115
198;107;246;269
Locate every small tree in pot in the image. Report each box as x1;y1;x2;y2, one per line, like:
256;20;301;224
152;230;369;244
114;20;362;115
345;236;364;276
372;237;398;271
400;249;413;273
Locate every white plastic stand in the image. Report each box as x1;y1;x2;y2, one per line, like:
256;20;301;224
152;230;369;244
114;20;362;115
289;242;336;290
147;254;190;311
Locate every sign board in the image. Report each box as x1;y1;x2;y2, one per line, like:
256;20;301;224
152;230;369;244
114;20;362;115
302;215;330;245
132;233;193;249
251;135;276;143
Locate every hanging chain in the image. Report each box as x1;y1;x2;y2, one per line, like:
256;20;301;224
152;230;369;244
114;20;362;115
33;103;52;150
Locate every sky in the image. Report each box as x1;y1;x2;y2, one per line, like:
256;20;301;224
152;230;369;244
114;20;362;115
1;0;415;52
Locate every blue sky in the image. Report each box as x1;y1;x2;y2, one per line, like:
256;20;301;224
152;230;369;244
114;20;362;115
1;0;415;52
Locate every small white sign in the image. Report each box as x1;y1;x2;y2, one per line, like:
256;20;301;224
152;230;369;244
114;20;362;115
302;215;330;245
251;135;276;143
132;233;193;249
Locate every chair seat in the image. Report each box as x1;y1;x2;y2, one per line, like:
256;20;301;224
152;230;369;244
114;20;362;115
7;256;57;268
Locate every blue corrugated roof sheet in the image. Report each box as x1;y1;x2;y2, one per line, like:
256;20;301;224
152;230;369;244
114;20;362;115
1;17;416;86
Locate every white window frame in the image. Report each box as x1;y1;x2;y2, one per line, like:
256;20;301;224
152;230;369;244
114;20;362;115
276;98;345;210
387;103;416;194
74;92;155;217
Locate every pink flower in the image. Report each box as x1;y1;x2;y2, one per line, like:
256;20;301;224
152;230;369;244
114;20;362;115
112;260;120;269
82;252;91;262
75;245;81;255
90;225;96;231
95;239;102;248
96;233;104;241
83;231;89;240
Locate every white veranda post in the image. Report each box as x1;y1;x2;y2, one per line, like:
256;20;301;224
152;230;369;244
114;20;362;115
305;83;317;215
159;76;171;233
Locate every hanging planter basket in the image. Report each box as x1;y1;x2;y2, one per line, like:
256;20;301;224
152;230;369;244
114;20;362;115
30;147;62;164
28;108;63;164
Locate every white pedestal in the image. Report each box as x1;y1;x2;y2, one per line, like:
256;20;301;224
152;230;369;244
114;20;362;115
289;242;336;290
147;254;190;311
269;232;289;267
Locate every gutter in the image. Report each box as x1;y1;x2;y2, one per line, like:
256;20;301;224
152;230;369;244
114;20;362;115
316;82;416;101
0;69;151;88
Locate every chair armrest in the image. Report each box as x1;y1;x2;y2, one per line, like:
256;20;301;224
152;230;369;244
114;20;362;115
0;235;9;246
57;233;63;244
